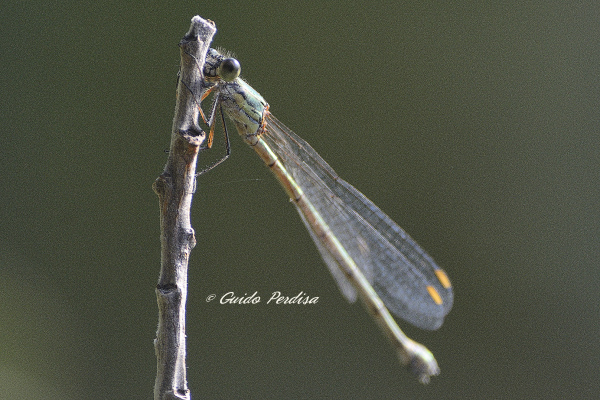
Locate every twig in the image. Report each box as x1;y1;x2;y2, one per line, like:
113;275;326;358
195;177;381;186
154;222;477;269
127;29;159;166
152;16;216;400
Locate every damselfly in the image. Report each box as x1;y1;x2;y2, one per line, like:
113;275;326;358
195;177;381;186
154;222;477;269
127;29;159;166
197;48;453;383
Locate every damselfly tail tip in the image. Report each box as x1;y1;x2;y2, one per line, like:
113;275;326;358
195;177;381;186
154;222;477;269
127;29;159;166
398;341;440;384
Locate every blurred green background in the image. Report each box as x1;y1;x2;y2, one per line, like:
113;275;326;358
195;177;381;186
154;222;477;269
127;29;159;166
1;1;598;399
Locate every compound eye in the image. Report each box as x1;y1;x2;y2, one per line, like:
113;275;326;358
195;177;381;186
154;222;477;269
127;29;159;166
217;58;241;82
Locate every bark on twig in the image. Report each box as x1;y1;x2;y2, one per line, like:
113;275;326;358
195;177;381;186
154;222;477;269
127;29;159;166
152;16;216;400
